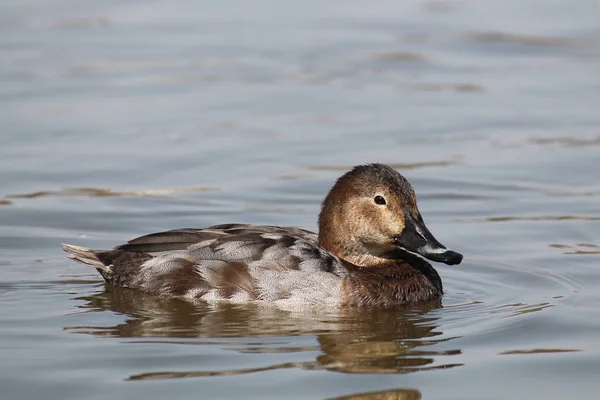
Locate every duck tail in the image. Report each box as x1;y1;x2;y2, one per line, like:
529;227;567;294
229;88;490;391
62;243;113;274
62;243;154;285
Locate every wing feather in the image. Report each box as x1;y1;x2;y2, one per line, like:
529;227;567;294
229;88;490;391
69;224;348;301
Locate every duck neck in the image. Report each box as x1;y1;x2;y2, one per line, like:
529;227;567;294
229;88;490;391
318;233;384;267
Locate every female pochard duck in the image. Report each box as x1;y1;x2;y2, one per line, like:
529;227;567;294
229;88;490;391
63;163;462;307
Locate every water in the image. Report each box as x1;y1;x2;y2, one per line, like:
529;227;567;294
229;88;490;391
1;0;600;398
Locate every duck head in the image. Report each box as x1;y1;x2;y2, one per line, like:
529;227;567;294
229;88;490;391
318;163;463;267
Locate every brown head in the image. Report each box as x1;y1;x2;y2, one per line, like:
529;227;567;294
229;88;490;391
318;163;463;267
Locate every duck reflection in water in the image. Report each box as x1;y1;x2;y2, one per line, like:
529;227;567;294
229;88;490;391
67;286;463;380
329;389;422;400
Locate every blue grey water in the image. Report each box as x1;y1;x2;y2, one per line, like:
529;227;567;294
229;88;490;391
1;1;599;399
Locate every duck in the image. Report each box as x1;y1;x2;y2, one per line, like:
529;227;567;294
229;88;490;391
63;163;462;307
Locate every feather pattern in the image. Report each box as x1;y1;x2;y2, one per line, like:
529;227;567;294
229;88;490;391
64;225;349;305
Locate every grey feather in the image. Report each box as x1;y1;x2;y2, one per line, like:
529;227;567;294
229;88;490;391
63;224;347;303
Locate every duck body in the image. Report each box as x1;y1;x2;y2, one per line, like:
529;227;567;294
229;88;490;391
63;164;462;307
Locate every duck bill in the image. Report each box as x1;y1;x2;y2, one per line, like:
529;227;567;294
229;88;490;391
394;214;463;265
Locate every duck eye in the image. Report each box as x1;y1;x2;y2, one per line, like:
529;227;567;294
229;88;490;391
374;195;386;205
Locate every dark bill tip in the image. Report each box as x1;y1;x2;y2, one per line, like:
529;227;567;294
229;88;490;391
420;248;463;266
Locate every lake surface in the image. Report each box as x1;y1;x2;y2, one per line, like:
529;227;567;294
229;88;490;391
1;0;600;399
